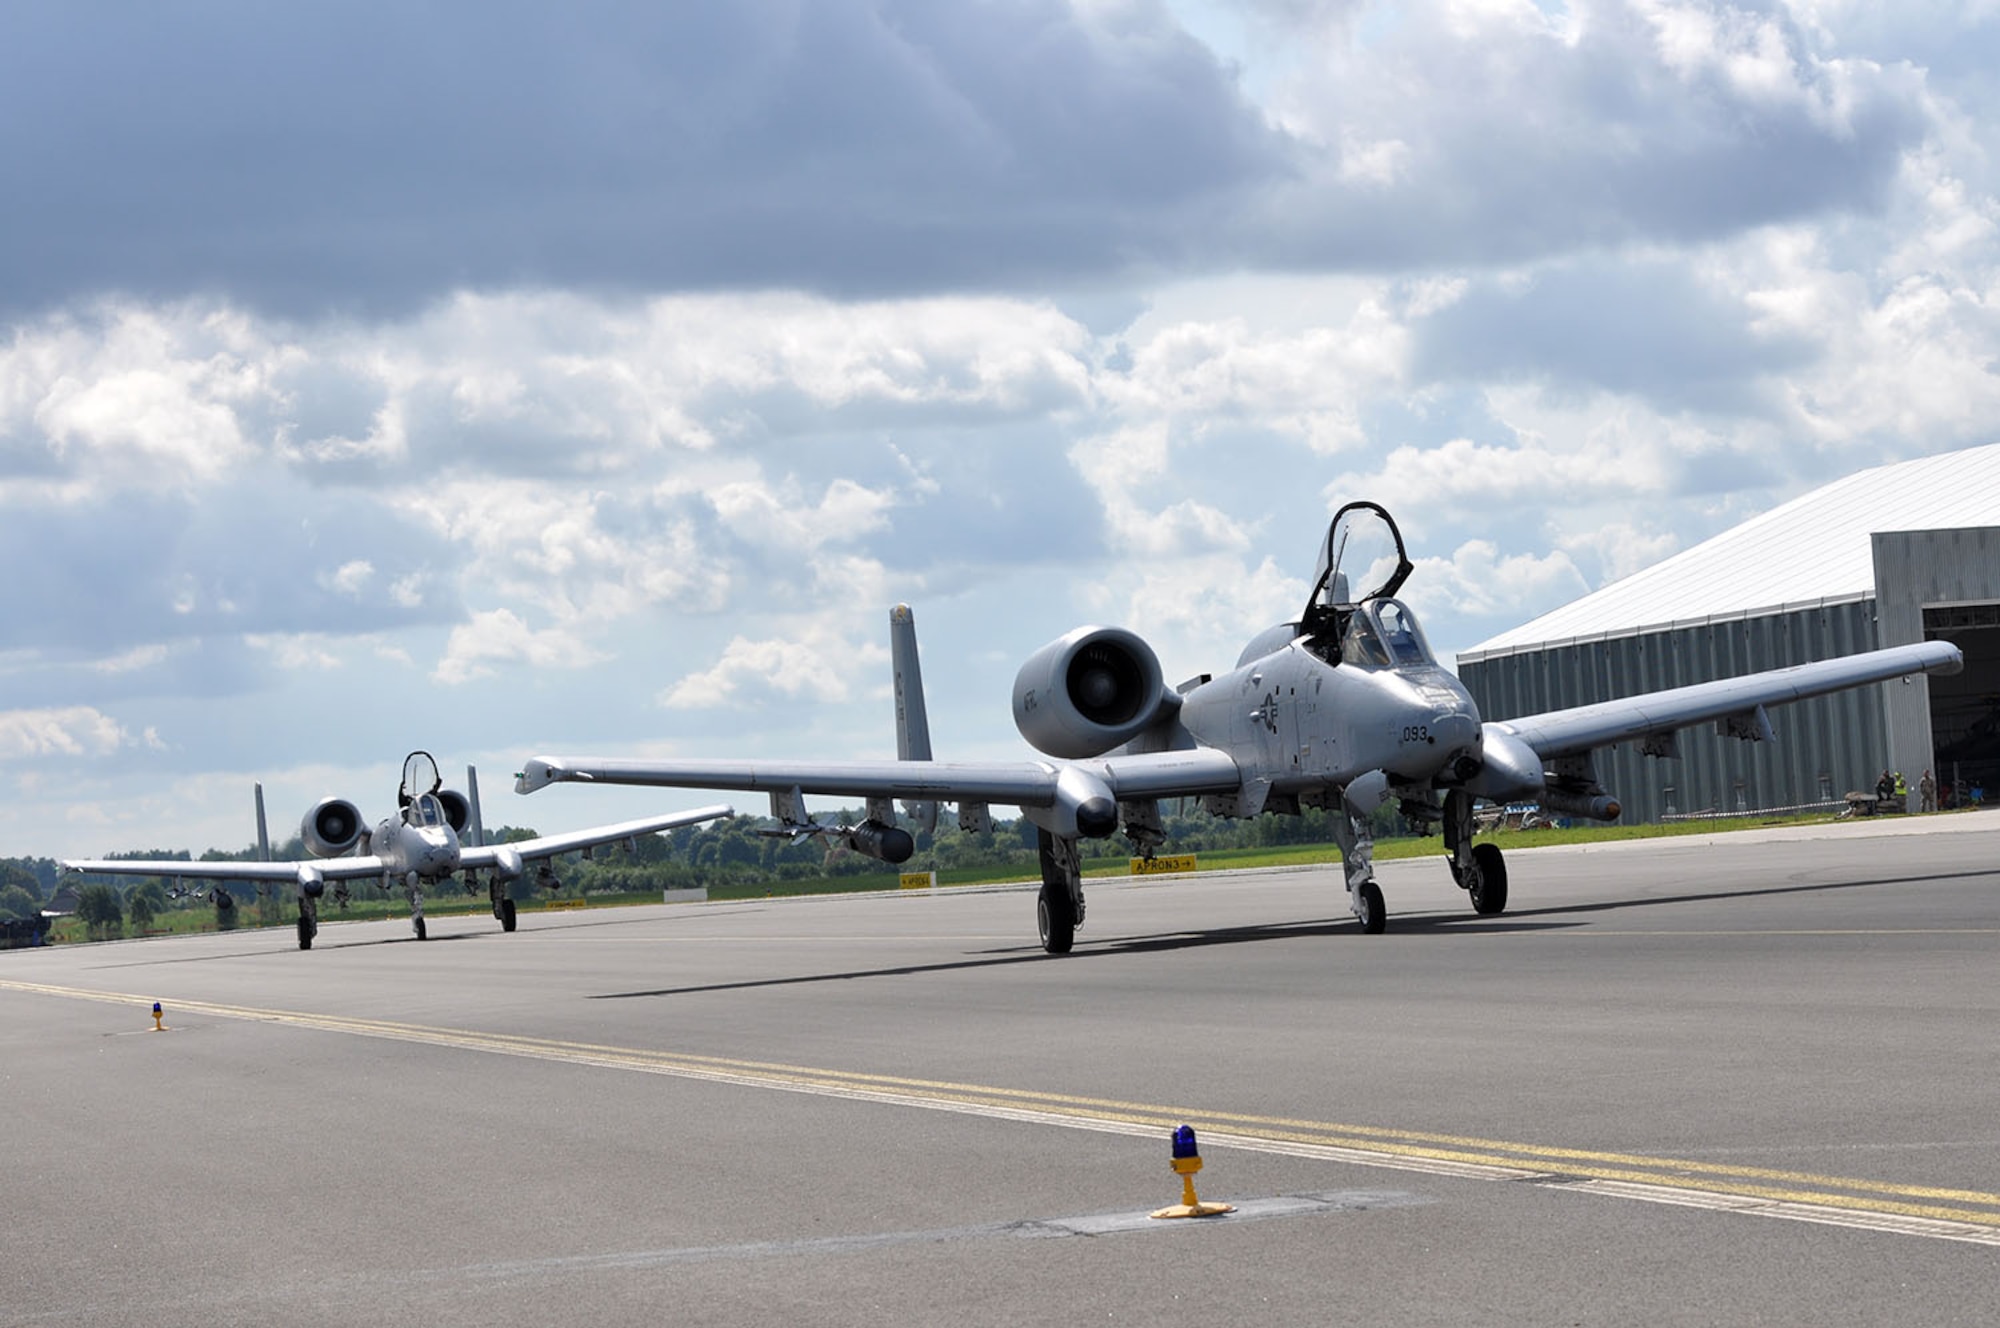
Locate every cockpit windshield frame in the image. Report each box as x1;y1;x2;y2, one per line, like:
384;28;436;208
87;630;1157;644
1338;597;1438;670
1371;598;1436;668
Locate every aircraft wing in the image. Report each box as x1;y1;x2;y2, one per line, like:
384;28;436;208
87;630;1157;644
515;750;1243;808
459;804;734;868
1493;640;1963;758
60;855;391;884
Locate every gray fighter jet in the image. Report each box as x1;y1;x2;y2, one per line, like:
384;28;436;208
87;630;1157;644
64;750;730;949
515;503;1961;952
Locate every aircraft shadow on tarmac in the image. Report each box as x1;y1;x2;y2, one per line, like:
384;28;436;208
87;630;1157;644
92;929;486;968
1451;865;2000;924
587;914;1587;1000
589;864;1996;1001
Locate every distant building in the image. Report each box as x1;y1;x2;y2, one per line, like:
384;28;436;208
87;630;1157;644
2;916;51;948
1458;444;2000;821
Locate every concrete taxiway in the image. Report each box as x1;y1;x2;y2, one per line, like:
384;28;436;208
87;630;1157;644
4;812;1998;1325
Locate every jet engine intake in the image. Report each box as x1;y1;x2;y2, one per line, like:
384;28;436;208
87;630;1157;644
437;789;472;836
302;797;365;858
1012;626;1170;759
844;819;915;864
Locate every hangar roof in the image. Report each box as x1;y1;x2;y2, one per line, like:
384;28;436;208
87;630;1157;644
1462;442;2000;662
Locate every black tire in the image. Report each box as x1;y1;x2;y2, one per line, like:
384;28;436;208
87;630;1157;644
499;898;517;933
297;917;314;951
1469;842;1509;915
1037;887;1076;955
413;916;427;941
1358;880;1386;934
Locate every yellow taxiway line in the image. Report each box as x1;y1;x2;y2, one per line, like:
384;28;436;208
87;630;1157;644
8;976;1998;1246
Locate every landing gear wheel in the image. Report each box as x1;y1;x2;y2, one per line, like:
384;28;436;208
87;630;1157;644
297;916;314;950
413;916;427;941
1357;880;1386;934
498;897;517;933
1468;842;1508;916
1037;887;1076;955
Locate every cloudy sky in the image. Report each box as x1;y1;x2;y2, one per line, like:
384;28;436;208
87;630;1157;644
5;0;1997;860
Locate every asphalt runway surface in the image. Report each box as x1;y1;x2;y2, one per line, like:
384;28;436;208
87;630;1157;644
5;813;1999;1326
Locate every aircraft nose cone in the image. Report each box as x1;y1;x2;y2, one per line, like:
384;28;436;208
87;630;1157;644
418;831;459;875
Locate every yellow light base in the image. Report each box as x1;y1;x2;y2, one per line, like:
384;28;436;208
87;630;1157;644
1150;1169;1235;1220
1149;1200;1235;1220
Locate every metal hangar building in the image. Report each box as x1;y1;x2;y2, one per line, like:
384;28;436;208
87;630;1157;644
1456;444;2000;821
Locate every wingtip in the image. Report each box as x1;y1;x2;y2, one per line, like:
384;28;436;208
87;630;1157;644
516;759;596;794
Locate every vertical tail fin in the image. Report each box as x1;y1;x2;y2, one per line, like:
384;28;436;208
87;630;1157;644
254;782;271;861
890;603;938;835
465;765;487;848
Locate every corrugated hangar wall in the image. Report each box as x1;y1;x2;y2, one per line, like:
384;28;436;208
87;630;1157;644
1459;598;1891;823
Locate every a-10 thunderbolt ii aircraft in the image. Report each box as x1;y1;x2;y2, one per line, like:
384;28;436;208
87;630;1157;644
64;750;732;949
515;502;1962;953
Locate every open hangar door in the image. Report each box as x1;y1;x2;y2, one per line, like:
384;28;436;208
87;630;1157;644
1926;603;2000;805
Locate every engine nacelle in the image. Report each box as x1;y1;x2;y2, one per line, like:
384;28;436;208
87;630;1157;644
1012;626;1170;759
302;797;366;858
437;789;472;836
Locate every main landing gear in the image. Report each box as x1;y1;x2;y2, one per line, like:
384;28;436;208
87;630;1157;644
297;894;318;951
1035;829;1085;955
1443;790;1508;917
485;873;518;933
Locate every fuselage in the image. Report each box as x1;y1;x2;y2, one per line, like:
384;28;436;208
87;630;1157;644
1179;642;1482;793
366;798;461;882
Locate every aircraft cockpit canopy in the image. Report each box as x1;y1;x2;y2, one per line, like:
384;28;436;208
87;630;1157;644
1339;597;1438;670
1312;501;1413;612
1302;501;1416;656
400;750;442;809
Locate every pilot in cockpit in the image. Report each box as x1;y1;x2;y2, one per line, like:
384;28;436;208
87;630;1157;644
1340;613;1392;668
1340;600;1435;669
